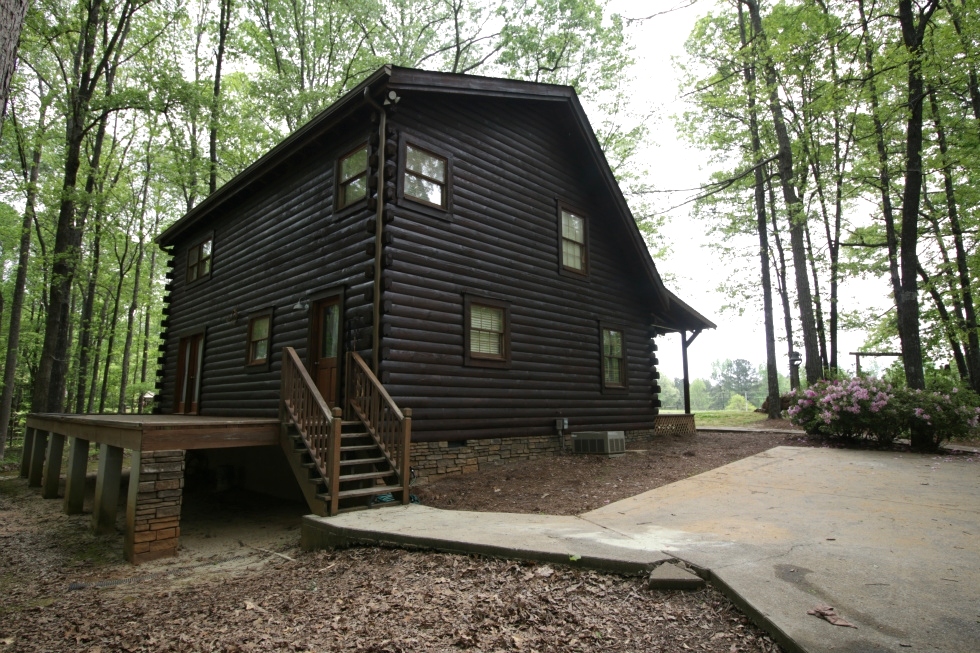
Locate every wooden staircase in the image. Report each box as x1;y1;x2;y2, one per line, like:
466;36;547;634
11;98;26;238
280;347;412;516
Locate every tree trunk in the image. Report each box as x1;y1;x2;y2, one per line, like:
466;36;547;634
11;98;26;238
737;2;781;418
767;169;800;391
744;0;822;385
74;214;104;413
118;151;151;413
209;0;232;194
0;104;43;453
918;264;969;378
928;87;980;391
895;0;938;399
87;299;109;414
99;235;132;413
0;0;30;124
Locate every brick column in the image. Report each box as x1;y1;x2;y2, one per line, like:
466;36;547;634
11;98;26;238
125;450;185;564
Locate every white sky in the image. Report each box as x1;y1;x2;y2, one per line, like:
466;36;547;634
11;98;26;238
607;0;891;383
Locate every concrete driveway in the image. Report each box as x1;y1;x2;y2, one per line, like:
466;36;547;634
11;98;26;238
304;446;980;653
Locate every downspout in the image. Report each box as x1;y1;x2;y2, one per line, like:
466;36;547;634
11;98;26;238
364;88;386;375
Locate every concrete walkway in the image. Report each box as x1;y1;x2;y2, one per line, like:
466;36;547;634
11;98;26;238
303;446;980;653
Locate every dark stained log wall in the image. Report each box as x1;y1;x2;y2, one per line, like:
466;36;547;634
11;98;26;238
381;94;662;440
159;112;376;416
160;89;665;441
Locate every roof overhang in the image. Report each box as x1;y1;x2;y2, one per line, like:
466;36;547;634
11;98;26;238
652;289;717;334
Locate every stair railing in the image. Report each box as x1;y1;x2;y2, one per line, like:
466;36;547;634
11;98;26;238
281;346;343;514
346;351;412;504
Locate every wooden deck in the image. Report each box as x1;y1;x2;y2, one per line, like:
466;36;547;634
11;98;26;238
25;413;280;451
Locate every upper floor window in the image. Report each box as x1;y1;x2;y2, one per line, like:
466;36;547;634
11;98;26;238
464;295;510;368
246;312;272;367
187;237;212;283
601;326;626;389
338;144;368;209
404;144;447;208
561;209;587;274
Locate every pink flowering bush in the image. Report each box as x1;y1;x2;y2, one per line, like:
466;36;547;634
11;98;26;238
787;377;902;445
895;386;980;450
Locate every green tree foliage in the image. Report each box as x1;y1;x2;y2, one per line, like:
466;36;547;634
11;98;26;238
678;0;980;407
0;0;645;439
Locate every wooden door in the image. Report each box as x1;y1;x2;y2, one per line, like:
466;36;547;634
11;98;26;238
311;297;342;406
175;332;204;414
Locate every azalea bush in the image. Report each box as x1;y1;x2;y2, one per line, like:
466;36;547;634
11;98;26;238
787;377;980;450
787;377;902;445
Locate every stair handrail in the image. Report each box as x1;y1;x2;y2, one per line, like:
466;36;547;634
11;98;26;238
281;346;342;513
346;351;412;504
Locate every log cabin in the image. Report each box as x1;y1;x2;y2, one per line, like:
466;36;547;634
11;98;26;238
23;66;713;562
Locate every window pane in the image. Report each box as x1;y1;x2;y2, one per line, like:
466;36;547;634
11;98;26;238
343;176;367;205
252;317;270;341
604;357;622;385
188;246;199;264
562;211;584;243
471;305;502;332
201;258;211;275
201;239;212;258
406;145;446;181
341;147;367;181
470;305;504;357
562;240;584;271
603;329;622;357
321;304;339;358
405;173;444;206
253;340;268;362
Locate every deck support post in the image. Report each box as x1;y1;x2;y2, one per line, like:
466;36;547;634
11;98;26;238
125;449;184;564
20;426;35;478
27;428;49;487
92;444;124;534
64;438;90;514
41;432;66;499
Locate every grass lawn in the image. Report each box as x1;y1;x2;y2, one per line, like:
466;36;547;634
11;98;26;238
660;409;770;428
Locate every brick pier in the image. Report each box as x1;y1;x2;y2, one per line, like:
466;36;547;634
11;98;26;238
125;450;185;564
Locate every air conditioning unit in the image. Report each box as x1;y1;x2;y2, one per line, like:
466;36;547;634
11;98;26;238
570;431;626;457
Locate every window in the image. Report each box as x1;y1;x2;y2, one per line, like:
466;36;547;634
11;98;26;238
464;296;510;368
246;313;272;367
337;144;368;209
602;327;627;389
561;209;587;273
187;237;212;283
404;144;447;208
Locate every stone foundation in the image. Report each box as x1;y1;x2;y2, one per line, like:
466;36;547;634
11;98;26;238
125;450;185;564
410;434;562;482
410;415;697;482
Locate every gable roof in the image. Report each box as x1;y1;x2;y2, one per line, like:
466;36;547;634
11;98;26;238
156;65;714;332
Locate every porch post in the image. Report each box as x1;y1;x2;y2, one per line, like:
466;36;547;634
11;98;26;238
41;432;66;499
681;329;702;415
92;444;124;534
27;428;49;487
64;438;90;514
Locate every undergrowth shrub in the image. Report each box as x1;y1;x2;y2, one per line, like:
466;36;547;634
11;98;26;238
787;378;980;450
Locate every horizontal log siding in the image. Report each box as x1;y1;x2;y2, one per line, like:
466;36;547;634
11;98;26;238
160;115;374;416
384;95;661;440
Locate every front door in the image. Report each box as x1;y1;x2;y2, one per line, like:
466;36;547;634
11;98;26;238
311;297;342;406
175;332;204;414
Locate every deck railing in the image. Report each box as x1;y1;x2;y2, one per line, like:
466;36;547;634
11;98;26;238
281;346;343;513
346;352;412;504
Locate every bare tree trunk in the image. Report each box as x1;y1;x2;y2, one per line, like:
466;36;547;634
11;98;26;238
118;150;151;413
767;169;799;391
928;87;980;391
737;1;780;418
209;0;232;194
99;232;133;413
87;299;109;414
74;214;103;413
0;0;30;124
918;264;968;378
804;223;829;370
744;0;822;385
0;102;44;453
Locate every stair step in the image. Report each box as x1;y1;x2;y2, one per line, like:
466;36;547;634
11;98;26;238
339;470;395;483
341;432;370;440
341;444;380;452
318;485;397;501
338;456;386;466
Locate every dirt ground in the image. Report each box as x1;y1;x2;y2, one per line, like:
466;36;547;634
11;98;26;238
0;427;804;653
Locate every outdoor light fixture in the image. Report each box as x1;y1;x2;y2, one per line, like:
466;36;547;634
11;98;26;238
789;351;802;367
292;294;309;312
